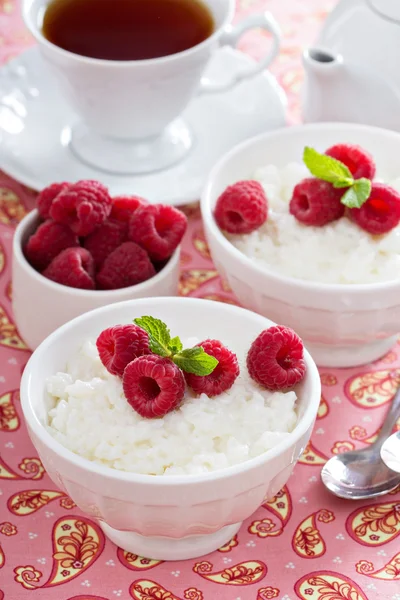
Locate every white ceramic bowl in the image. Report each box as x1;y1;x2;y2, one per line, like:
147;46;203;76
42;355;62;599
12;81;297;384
20;296;320;561
201;123;400;368
12;209;180;350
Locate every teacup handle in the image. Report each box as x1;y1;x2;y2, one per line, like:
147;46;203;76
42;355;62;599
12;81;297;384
199;12;281;94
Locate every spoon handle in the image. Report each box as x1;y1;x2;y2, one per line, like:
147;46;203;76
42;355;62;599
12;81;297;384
374;386;400;448
381;430;400;473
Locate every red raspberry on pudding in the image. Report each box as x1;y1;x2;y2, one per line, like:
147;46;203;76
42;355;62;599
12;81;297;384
129;204;187;261
289;178;345;226
325;143;376;180
96;324;150;377
214;180;268;234
123;354;185;418
349;182;400;234
96;241;156;289
25;220;79;271
247;325;306;391
184;339;239;396
50;180;112;236
42;247;95;290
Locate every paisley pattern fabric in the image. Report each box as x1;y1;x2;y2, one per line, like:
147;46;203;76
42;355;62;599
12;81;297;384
1;0;400;598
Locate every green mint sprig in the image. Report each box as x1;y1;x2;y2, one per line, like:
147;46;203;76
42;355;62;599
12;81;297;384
303;146;372;209
134;316;218;376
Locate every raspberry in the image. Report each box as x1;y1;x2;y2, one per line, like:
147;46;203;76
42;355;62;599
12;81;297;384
184;339;239;396
37;182;70;219
84;219;128;269
247;325;306;391
129;204;187;261
42;247;95;290
349;182;400;234
289;178;345;226
50;180;112;236
96;241;156;290
96;324;150;377
111;195;148;223
325;144;376;180
123;355;185;418
25;220;79;271
214;180;268;234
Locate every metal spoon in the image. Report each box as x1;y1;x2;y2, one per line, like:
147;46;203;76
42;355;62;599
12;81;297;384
381;430;400;473
321;386;400;499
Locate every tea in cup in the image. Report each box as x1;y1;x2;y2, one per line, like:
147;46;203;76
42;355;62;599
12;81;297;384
42;0;215;61
23;0;281;174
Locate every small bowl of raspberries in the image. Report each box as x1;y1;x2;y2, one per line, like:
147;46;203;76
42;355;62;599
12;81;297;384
12;180;187;349
201;123;400;368
20;296;320;560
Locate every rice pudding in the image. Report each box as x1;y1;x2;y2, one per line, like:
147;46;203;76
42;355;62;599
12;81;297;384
46;336;299;476
225;162;400;285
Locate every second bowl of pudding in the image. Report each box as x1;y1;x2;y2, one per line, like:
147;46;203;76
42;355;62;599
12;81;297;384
201;123;400;367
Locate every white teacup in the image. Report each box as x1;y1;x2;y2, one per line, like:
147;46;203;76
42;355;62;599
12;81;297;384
23;0;281;175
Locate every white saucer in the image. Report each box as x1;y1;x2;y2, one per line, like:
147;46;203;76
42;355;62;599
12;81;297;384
0;47;286;206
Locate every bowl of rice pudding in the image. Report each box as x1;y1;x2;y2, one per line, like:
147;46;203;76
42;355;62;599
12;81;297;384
20;296;320;560
201;123;400;368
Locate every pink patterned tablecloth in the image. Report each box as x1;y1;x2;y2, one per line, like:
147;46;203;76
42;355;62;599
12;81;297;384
1;1;400;599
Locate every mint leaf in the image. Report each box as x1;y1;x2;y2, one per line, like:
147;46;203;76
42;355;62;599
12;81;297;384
333;180;355;189
341;177;371;209
173;347;218;376
303;146;354;187
134;315;218;375
169;336;183;354
134;316;172;357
